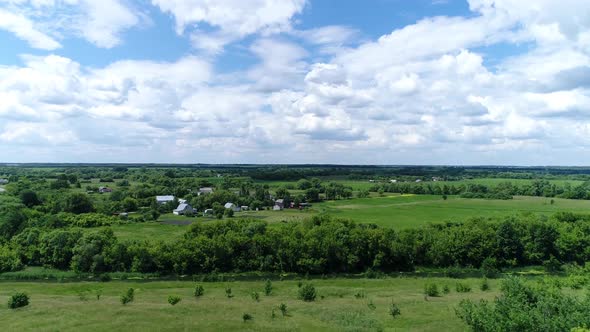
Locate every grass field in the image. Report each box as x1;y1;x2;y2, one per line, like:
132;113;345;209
112;194;590;243
0;277;501;331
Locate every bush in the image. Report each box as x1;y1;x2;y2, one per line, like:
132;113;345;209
225;287;233;298
480;278;490;291
8;292;29;309
264;279;272;296
279;303;288;316
424;283;439;297
243;313;253;322
443;285;451;294
99;273;111;282
194;285;204;297
251;291;260;302
298;283;317;302
456;283;472;293
389;302;401;318
168;295;181;306
120;288;134;305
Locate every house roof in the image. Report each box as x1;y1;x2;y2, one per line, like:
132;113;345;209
156;195;175;201
275;199;284;203
224;202;235;209
199;187;214;192
174;203;190;211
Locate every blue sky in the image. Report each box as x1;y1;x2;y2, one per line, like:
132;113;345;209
0;0;589;165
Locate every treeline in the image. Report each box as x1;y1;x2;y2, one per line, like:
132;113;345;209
371;180;590;200
3;210;590;275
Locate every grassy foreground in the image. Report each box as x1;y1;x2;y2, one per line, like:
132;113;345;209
0;278;499;331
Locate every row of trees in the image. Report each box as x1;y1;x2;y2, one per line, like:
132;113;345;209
3;211;590;275
371;180;590;200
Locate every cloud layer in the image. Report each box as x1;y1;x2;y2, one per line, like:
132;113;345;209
1;0;590;164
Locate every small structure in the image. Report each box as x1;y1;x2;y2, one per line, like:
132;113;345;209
274;199;285;209
390;179;397;183
197;187;214;196
173;203;196;215
179;199;187;204
98;186;113;193
0;178;8;184
273;204;282;211
156;195;175;205
415;179;422;183
224;202;241;212
240;206;249;211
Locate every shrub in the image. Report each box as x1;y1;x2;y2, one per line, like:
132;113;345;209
424;283;439;297
480;278;490;291
443;285;451;294
96;289;102;300
279;303;288;316
298;283;316;302
367;300;376;310
168;295;181;306
194;285;204;297
243;313;253;322
99;273;111;282
225;287;233;298
264;279;272;296
389;302;401;318
8;292;29;309
251;291;260;302
456;283;472;293
354;291;366;299
120;288;134;305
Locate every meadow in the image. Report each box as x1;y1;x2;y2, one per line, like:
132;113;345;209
0;277;499;331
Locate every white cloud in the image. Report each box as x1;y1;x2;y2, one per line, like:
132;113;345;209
0;0;141;48
152;0;306;52
0;8;61;49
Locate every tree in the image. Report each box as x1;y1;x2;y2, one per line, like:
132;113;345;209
63;193;94;214
122;197;138;212
20;190;41;208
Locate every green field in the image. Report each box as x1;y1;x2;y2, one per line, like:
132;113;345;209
0;277;500;331
111;194;590;243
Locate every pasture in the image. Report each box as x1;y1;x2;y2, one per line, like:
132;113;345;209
0;277;500;331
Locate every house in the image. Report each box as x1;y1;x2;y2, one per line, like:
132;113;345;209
273;204;282;211
203;209;214;217
156;195;175;204
173;203;196;215
197;187;214;196
224;202;241;212
274;199;285;209
98;186;113;193
0;178;8;184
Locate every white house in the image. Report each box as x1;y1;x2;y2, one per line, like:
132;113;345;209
0;178;8;184
224;202;241;212
173;203;196;215
274;199;285;209
156;195;175;204
273;205;282;211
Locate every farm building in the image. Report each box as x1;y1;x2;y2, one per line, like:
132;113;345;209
274;199;285;209
173;203;196;215
98;187;113;193
224;202;241;212
156;195;175;204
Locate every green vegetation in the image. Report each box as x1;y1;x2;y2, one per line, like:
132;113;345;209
7;292;29;309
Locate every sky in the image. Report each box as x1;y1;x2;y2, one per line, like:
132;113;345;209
0;0;589;165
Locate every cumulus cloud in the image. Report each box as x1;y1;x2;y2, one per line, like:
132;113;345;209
152;0;307;52
2;0;590;164
0;0;141;48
